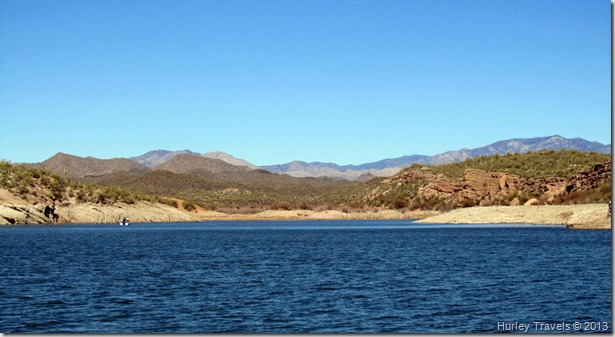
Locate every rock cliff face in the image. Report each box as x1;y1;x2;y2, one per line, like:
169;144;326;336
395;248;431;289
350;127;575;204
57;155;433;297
566;159;611;192
368;159;611;209
457;171;572;205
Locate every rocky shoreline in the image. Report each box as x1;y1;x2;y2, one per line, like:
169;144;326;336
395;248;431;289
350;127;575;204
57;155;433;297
0;201;195;225
1;196;610;229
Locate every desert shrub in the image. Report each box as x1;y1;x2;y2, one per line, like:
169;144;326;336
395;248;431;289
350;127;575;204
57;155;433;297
159;198;179;208
183;201;195;211
92;192;106;204
392;198;408;209
121;194;136;204
0;160;11;172
460;198;477;208
76;189;88;203
409;196;444;210
298;201;313;210
369;197;384;208
15;184;29;195
50;186;65;201
32;169;43;179
96;186;137;204
435;200;456;212
22;176;35;187
554;183;611;205
598;183;612;201
138;194;157;203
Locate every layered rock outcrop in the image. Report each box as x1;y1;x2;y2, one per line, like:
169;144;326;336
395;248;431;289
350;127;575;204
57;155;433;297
460;170;528;200
368;159;611;209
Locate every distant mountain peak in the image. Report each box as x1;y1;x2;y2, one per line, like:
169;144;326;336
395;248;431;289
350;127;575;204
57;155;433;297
129;149;259;170
155;153;250;174
130;149;200;167
202;151;259;170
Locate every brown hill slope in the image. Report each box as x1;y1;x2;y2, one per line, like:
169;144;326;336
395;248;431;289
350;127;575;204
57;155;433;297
96;166;373;211
35;152;150;180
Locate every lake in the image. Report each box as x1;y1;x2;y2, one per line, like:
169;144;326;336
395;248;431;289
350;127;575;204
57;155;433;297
0;220;611;333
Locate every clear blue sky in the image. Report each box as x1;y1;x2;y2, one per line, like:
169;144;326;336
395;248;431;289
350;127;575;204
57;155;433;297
0;0;610;166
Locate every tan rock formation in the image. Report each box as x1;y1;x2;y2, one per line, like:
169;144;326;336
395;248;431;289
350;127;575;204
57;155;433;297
420;179;461;198
524;198;541;206
461;169;527;200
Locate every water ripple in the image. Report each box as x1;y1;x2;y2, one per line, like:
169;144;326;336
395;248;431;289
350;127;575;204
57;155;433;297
0;222;610;333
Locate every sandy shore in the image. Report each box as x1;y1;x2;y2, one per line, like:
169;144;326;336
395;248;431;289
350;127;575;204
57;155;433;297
416;204;611;229
187;209;435;221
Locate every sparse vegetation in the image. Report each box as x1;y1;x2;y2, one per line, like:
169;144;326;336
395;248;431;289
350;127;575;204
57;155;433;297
407;149;609;179
92;168;379;212
159;198;179;208
0;162;148;205
554;182;611;205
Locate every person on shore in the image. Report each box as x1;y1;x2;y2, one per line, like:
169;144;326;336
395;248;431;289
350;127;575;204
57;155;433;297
44;205;59;223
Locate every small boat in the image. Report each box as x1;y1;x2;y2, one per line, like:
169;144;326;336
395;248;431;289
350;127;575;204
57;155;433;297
120;217;131;226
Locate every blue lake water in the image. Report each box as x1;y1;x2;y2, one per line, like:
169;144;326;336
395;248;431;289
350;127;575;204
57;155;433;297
0;220;611;333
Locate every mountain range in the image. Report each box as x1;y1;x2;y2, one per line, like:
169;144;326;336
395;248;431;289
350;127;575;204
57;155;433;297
131;150;260;170
260;135;611;179
262;135;611;179
34;135;610;181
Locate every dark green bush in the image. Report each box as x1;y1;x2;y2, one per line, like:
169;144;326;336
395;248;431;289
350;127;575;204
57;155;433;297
183;200;196;212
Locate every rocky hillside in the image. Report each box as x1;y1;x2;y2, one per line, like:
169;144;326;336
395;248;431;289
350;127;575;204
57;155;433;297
367;151;611;210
